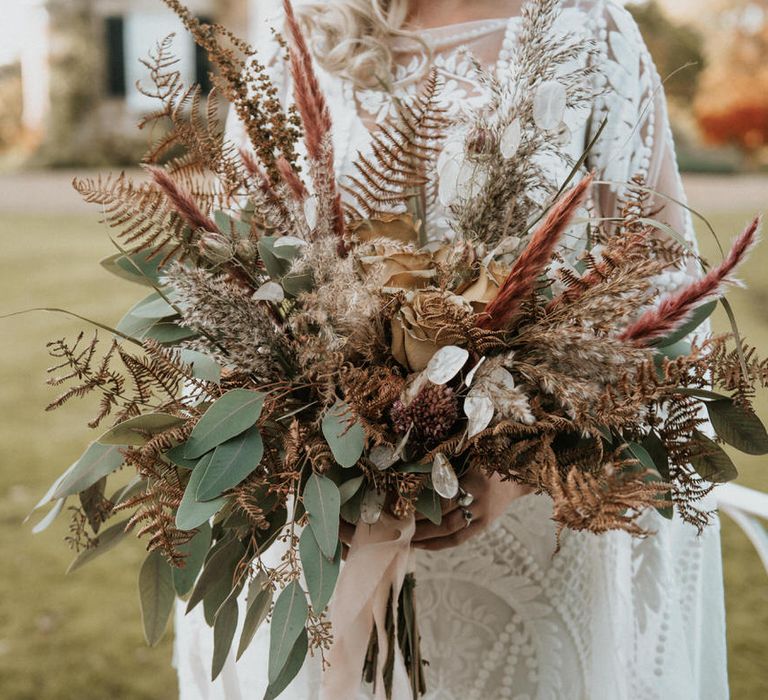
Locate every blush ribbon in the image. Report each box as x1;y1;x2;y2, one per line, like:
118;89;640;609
320;513;416;700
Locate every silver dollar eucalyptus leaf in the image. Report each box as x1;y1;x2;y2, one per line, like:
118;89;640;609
360;488;385;525
500;118;522;159
533;80;567;131
455;161;489;201
431;453;459;500
464;395;495;438
252;281;285;303
464;357;487;387
369;445;397;471
304;196;318;229
426;345;470;385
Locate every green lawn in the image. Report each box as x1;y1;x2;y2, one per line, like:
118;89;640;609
0;208;766;699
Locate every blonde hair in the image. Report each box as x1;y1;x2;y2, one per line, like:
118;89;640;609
297;0;429;88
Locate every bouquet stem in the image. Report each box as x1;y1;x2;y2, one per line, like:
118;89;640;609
364;572;427;698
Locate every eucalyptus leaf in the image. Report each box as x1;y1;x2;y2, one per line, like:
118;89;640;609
655;339;692;362
173;522;212;596
98;413;185;446
299;528;341;613
166;444;199;470
706;399;768;456
655;300;717;348
187;537;245;614
338;476;364;504
31;498;66;534
415;488;442;525
237;573;273;660
100;248;167;287
110;475;146;506
179;349;222;384
211;590;239;680
282;270;314;297
321;400;365;468
184;389;266;459
196;426;264;501
625;442;656;472
626;442;673;519
689;430;739;483
258;237;293;280
673;387;730;402
67;518;131;573
53;442;126;500
117;298;194;343
131;292;178;319
642;433;671;480
264;628;308;700
268;581;309;683
204;576;242;629
340;484;364;524
143;320;197;345
139;550;175;646
176;454;228;531
302;473;341;560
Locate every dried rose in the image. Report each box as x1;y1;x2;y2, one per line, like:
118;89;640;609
460;261;511;312
350;213;420;245
391;290;472;371
354;214;452;290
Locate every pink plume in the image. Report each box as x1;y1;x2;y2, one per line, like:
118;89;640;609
621;216;761;345
146;165;219;233
282;0;346;248
478;174;594;331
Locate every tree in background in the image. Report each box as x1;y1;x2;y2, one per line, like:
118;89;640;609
693;3;768;158
627;1;705;103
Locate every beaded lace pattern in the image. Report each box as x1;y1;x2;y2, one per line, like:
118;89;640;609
173;3;728;698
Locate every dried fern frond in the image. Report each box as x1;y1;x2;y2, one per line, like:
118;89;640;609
343;69;450;223
160;1;302;184
73;173;195;265
117;446;193;566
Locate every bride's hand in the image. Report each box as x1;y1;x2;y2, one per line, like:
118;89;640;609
411;468;533;551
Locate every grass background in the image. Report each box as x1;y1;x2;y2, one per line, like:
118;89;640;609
0;187;766;698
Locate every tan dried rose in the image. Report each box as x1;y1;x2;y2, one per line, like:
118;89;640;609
391;290;473;371
353;214;452;290
350;213;420;245
459;261;511;312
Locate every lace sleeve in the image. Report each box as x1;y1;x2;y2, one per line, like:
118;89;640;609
587;1;700;293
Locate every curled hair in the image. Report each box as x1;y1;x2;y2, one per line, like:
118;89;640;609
297;0;430;88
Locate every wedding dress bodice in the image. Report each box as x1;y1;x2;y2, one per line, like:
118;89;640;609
173;2;729;698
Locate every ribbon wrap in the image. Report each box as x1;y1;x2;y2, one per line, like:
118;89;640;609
320;513;416;700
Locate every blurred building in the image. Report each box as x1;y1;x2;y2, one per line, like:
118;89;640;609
16;0;248;164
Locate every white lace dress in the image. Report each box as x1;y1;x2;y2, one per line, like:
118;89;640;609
173;2;729;698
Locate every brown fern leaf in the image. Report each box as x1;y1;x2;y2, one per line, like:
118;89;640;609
46;333;141;428
343;69;450;222
160;1;302;184
73;173;193;264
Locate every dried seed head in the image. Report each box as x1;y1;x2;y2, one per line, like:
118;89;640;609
390;383;459;444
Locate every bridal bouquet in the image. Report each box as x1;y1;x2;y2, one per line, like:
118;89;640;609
28;0;767;697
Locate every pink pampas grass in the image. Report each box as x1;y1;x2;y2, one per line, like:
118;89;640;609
477;173;594;331
621;216;761;345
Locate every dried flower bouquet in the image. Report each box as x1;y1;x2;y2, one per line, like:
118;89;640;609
27;0;767;697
